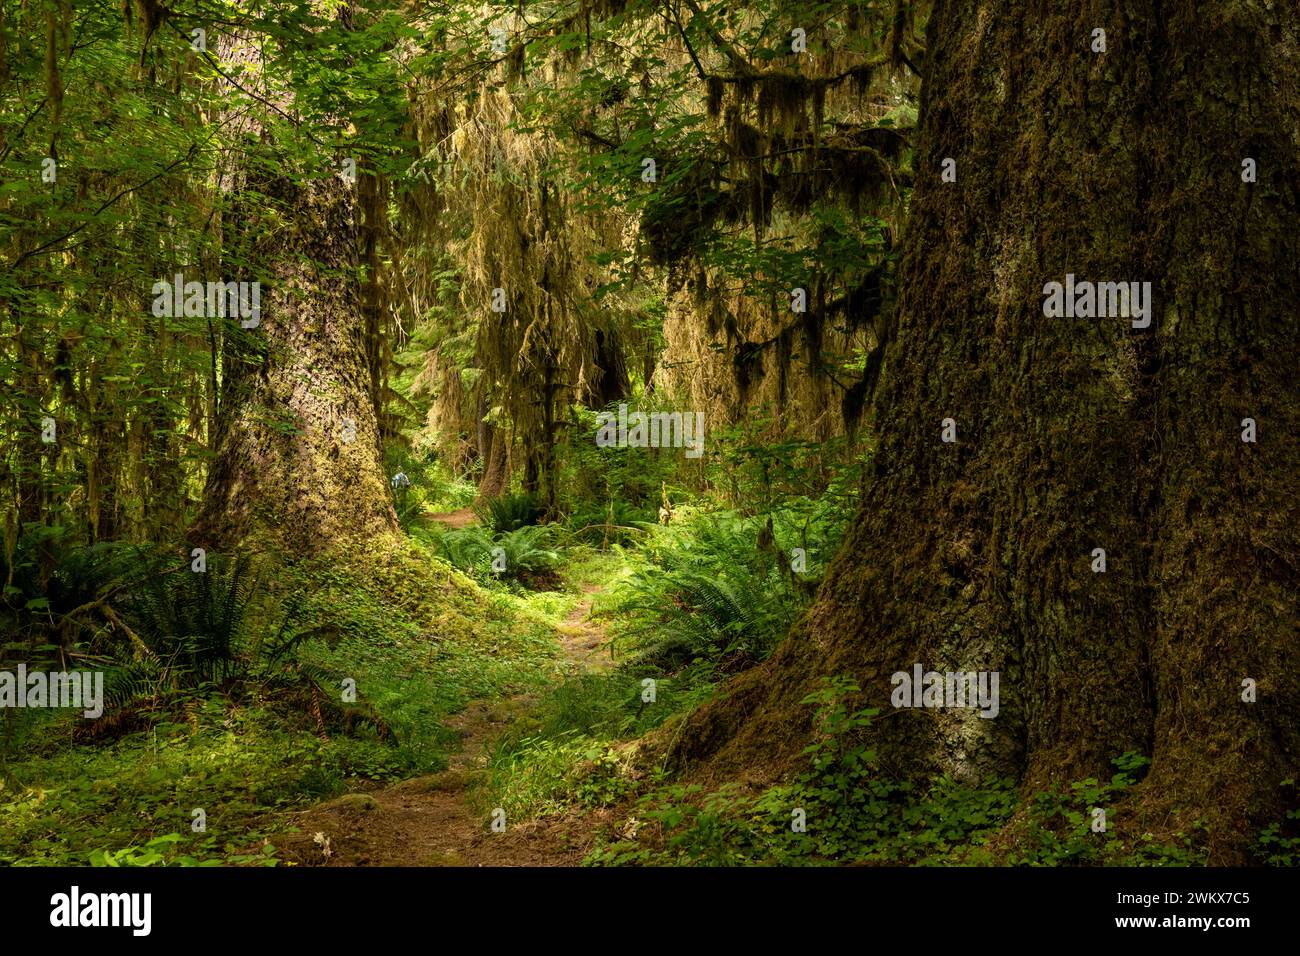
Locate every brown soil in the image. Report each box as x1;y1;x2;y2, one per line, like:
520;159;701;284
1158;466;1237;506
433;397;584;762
269;586;616;867
555;586;615;673
422;507;478;530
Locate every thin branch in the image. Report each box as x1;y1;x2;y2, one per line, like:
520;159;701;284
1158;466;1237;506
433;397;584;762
9;143;201;269
164;20;326;146
677;0;757;77
664;1;708;82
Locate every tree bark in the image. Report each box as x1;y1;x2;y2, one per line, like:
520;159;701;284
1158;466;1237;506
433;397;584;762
195;171;397;554
672;0;1299;862
475;388;510;501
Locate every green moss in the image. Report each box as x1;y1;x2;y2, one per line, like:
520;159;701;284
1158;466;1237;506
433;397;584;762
0;703;343;866
0;536;566;865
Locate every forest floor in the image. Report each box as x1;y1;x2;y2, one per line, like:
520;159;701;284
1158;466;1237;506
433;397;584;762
269;517;616;867
421;507;477;531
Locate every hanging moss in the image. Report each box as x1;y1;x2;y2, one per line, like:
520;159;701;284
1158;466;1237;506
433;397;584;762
507;42;526;81
755;72;814;138
706;75;725;117
732;340;764;404
640;169;733;265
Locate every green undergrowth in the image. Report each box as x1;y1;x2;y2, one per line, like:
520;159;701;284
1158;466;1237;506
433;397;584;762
0;536;559;866
487;667;1216;867
1;701;347;866
583;743;1210;867
384;445;477;531
479;499;846;824
1254;779;1300;865
276;537;561;765
481;662;715;821
471;497;1226;867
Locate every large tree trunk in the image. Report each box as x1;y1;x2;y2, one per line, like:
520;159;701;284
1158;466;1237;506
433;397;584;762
672;0;1299;863
195;172;397;554
475;389;510;501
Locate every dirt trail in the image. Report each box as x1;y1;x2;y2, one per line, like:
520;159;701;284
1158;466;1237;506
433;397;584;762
556;585;616;673
420;507;478;530
270;584;615;866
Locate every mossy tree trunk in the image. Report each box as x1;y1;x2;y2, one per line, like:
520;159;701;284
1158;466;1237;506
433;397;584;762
476;389;510;501
674;0;1299;862
195;171;397;554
